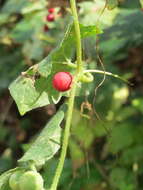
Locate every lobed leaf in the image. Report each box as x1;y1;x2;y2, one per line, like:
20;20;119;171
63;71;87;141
18;109;64;166
9;24;100;115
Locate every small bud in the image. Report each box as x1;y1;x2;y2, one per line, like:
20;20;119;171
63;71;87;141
9;171;24;190
19;171;44;190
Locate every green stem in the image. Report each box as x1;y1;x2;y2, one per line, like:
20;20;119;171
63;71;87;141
70;0;83;73
50;78;77;190
84;69;132;85
50;0;83;190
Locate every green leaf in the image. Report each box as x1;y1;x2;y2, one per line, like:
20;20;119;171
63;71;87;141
71;109;95;149
9;24;74;115
108;123;134;153
69;139;85;165
0;14;9;25
22;1;46;14
121;145;143;165
80;24;102;38
9;23;100;115
9;76;51;115
121;0;141;9
107;0;118;10
10;19;34;43
1;0;29;14
18;109;64;166
109;167;135;190
132;98;143;113
42;159;72;189
0;168;18;190
140;0;143;8
37;23;75;78
0;49;25;92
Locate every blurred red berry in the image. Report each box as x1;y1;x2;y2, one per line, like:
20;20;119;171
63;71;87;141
48;8;55;13
44;25;49;32
52;72;73;92
46;14;55;22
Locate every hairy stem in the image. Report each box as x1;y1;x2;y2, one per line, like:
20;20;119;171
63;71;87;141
49;0;82;190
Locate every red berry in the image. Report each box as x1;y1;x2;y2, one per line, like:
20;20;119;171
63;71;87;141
44;25;49;32
46;14;55;22
52;72;73;92
48;8;55;13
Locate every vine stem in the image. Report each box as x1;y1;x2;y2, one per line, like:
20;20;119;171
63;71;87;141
70;0;83;73
49;0;83;189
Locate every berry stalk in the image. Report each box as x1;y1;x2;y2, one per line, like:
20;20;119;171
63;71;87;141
49;0;83;189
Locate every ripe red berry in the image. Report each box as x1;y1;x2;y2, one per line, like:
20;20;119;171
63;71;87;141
52;72;73;92
48;8;55;13
46;14;55;22
44;25;49;32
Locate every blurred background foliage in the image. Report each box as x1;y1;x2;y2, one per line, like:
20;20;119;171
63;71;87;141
0;0;143;189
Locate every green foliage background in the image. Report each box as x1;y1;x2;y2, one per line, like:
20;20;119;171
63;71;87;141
0;0;143;190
